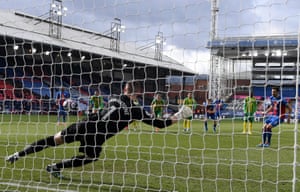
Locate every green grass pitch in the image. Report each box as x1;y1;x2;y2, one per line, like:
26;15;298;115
0;114;299;192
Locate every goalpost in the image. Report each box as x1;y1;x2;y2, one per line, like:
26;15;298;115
1;0;300;191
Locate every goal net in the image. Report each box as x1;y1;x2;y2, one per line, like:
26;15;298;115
1;0;300;191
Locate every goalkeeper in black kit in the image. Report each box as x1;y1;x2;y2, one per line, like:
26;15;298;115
6;80;192;178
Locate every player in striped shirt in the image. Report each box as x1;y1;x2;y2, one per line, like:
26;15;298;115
151;93;165;132
243;92;257;134
90;90;104;114
182;92;196;132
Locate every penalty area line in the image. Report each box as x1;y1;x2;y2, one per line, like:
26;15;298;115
0;181;78;192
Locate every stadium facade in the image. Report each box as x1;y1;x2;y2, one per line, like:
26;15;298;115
207;35;299;99
0;10;196;113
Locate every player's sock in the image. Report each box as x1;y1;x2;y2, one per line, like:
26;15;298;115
187;121;191;130
185;121;190;132
249;123;253;134
267;133;272;145
243;122;247;133
204;122;208;132
257;132;267;147
18;136;56;157
262;132;267;144
213;124;216;132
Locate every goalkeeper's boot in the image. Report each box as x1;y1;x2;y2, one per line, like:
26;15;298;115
6;152;19;164
46;164;63;179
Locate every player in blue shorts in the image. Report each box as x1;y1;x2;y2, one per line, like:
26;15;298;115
56;88;70;126
214;98;223;120
257;86;292;147
204;98;217;133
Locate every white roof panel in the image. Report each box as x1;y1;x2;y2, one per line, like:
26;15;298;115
0;10;195;74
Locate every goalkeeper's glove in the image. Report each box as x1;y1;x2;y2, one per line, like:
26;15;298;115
174;105;193;120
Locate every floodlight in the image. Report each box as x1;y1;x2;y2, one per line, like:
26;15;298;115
120;25;126;32
49;0;68;38
264;51;269;57
31;48;37;53
13;45;19;50
155;36;162;44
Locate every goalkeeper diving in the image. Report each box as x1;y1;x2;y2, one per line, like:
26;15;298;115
6;80;192;179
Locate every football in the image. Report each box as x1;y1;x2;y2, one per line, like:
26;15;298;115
181;105;193;119
174;105;193;120
63;99;73;110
